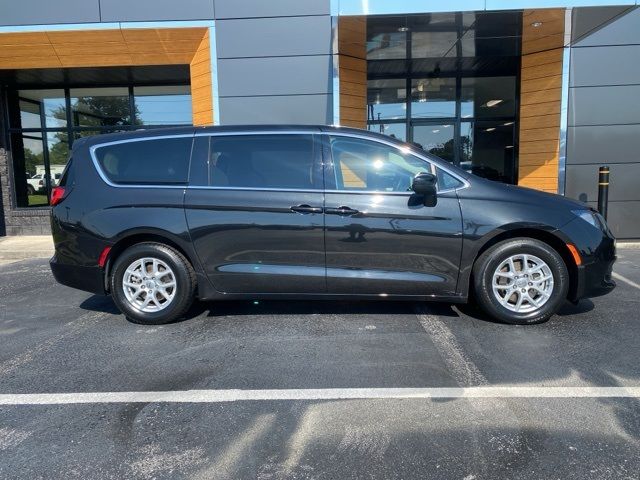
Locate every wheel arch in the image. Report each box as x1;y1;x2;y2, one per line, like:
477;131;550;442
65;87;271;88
102;230;198;293
468;227;579;301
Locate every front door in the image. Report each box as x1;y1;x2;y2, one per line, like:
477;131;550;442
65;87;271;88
323;134;463;296
185;133;326;294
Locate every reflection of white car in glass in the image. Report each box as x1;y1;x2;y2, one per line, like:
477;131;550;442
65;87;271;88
26;173;61;194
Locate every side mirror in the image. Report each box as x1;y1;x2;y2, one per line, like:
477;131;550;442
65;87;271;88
411;172;437;206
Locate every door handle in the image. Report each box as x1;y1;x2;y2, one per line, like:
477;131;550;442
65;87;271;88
290;204;323;214
325;206;360;216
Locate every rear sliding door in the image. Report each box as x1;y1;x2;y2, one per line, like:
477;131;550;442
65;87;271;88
184;133;326;294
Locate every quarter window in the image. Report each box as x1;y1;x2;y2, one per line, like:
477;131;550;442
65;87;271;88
329;136;432;193
206;135;317;190
94;137;192;185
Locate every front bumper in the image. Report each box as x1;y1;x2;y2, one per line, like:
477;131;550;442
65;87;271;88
570;258;616;302
50;255;107;295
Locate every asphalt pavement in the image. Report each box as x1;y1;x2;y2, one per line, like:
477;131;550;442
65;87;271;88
0;249;639;479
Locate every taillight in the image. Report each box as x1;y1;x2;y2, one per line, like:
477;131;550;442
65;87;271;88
50;186;66;206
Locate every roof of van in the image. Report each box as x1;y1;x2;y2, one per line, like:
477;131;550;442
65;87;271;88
73;124;405;149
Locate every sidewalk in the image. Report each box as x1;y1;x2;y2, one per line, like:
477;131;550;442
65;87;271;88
0;235;54;261
0;235;637;264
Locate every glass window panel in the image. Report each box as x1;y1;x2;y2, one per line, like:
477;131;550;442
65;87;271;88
134;85;192;126
367;79;406;121
460;121;515;183
11;132;48;207
412;124;455;163
208;135;315;189
16;90;66;129
329;136;430;192
411;31;458;59
46;132;70;184
70;87;131;127
367;31;407;60
411;78;456;119
368;122;406;142
94;137;192;185
460;77;516;119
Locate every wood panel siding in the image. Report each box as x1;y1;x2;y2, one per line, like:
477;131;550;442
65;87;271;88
190;30;214;126
518;9;566;193
0;26;215;125
337;16;367;129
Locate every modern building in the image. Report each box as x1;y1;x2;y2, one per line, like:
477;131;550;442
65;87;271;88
0;0;638;238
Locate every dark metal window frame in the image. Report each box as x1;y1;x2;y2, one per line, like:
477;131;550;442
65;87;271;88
366;11;522;184
3;81;191;209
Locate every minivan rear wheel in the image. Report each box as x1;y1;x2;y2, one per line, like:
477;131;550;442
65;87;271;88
110;243;196;325
473;238;569;325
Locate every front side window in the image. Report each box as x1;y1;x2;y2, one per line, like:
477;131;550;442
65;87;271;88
94;137;192;185
206;135;317;190
329;136;431;193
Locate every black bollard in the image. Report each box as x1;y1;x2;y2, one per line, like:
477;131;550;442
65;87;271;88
597;166;610;221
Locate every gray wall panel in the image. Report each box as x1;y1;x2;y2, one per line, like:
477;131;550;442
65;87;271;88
571;6;631;43
566;163;640;203
587;201;640;238
214;0;329;19
218;95;330;125
571;45;640;86
216;16;331;58
568;125;640;165
569;85;640;126
217;56;331;97
100;0;214;22
574;6;640;47
567;6;640;238
0;0;100;26
606;201;640;238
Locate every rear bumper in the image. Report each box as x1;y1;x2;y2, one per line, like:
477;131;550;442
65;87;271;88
50;255;107;295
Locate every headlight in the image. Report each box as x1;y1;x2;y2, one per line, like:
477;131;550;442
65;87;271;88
572;209;603;230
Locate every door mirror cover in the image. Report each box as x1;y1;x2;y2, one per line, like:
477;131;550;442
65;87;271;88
412;172;437;207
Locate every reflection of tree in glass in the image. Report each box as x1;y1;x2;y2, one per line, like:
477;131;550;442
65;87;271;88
428;136;471;163
46;96;142;166
71;96;140;127
23;148;43;176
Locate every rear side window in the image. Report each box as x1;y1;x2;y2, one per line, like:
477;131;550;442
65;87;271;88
205;134;316;189
94;136;192;185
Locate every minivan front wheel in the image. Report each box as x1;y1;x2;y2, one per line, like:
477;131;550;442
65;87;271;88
110;243;196;325
473;238;569;325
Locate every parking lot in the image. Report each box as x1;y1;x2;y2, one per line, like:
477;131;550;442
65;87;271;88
0;248;639;479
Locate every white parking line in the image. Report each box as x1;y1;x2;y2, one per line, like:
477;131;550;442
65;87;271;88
612;272;640;290
1;386;640;405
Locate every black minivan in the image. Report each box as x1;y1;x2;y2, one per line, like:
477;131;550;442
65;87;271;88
50;125;616;325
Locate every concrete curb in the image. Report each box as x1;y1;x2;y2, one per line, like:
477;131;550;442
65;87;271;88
616;242;640;249
0;235;54;261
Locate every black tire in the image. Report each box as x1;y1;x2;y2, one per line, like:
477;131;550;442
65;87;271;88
27;185;35;195
472;238;569;325
110;242;196;325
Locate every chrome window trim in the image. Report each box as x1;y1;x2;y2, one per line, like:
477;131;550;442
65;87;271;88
187;186;323;193
88;129;470;193
89;134;194;189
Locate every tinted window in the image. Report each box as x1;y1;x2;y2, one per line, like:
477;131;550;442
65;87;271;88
94;137;192;185
207;135;316;189
329;136;431;192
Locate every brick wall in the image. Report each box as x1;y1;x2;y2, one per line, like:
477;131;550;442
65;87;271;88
0;148;51;236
